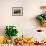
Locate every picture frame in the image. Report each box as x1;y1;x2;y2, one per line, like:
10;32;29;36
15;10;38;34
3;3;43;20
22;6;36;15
12;7;23;16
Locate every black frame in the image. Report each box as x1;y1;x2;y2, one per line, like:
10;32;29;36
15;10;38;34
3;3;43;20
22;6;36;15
12;7;23;16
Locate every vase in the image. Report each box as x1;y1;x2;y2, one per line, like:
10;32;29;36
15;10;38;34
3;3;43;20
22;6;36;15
11;36;17;44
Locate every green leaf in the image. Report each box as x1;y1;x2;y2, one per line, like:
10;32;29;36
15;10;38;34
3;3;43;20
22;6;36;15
36;15;44;21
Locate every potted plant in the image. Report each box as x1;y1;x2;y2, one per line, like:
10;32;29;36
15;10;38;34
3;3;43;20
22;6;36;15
5;26;18;43
36;14;46;27
36;6;46;27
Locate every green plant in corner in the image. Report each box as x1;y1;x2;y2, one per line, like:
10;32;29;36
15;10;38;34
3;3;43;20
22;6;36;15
5;26;18;39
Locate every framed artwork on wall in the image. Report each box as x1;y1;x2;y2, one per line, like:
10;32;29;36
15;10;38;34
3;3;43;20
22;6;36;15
12;7;23;16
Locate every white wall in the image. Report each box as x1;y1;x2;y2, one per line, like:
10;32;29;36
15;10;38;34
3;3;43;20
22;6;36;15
0;0;46;39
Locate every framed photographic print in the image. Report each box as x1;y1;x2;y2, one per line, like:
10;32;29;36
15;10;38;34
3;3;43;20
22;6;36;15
12;7;23;16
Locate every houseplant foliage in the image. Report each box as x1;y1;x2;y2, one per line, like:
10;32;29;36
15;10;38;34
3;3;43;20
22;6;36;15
36;14;46;27
36;6;46;27
36;14;46;21
5;26;18;39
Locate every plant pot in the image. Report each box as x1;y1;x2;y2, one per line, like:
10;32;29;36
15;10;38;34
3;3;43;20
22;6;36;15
40;20;46;27
11;36;17;44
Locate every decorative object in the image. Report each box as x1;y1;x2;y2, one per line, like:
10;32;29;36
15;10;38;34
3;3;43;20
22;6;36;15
36;6;46;27
12;7;23;16
5;26;18;44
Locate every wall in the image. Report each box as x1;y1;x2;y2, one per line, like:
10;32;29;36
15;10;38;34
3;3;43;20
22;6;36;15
0;0;46;41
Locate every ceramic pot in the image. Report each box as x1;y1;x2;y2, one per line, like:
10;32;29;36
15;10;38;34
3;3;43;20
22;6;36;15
11;36;17;44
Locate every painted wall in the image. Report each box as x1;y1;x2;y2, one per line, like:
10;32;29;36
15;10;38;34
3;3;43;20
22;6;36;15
0;0;46;41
